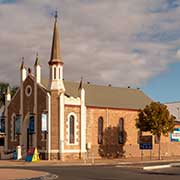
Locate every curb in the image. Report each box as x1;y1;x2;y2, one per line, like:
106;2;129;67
143;162;180;170
15;173;58;180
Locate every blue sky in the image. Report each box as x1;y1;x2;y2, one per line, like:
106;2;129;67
0;0;180;103
142;62;180;103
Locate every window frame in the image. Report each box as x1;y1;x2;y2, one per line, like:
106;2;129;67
98;116;103;144
11;114;16;141
118;117;124;144
67;112;78;145
54;67;56;79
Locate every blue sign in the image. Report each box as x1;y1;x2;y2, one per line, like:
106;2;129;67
140;143;153;150
139;135;153;150
29;115;35;134
170;128;180;142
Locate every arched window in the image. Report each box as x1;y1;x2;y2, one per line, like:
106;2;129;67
0;115;5;133
98;117;103;144
54;67;56;79
11;114;16;141
13;116;16;140
118;118;124;144
59;67;61;79
69;115;75;144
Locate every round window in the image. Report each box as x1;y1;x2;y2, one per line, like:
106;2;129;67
25;85;32;96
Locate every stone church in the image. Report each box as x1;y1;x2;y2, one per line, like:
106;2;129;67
2;13;154;160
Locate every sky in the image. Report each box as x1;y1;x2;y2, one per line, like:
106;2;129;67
0;0;180;103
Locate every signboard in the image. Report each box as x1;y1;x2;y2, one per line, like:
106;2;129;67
139;135;153;150
41;113;47;132
15;115;21;134
29;114;35;134
170;128;180;142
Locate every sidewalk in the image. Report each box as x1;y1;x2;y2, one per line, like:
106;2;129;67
1;157;180;180
0;169;51;180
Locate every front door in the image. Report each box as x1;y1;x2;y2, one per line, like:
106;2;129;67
26;128;33;151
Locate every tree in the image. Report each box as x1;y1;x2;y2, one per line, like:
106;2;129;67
98;126;127;158
136;102;175;160
0;82;18;108
0;82;9;107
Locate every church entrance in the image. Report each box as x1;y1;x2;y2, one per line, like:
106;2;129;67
22;113;35;158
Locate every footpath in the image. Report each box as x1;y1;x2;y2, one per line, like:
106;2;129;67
1;157;180;180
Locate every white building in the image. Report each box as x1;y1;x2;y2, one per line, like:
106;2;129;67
165;101;180;122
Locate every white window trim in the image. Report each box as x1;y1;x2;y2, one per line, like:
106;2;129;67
66;112;78;145
25;85;32;97
11;113;16;142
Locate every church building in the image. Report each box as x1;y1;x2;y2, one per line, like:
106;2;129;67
3;13;155;160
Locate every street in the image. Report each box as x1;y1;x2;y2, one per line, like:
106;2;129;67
2;165;180;180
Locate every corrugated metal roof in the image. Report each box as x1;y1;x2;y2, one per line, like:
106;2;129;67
42;80;152;110
66;81;152;110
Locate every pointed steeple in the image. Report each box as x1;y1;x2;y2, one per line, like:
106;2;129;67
20;57;27;82
6;85;10;95
5;85;11;102
34;53;41;83
48;11;65;91
20;57;25;70
49;11;62;65
78;77;83;91
34;52;40;66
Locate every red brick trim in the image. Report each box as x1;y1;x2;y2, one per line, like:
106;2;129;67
65;104;80;108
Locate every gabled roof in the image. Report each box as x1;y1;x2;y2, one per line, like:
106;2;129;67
42;80;152;110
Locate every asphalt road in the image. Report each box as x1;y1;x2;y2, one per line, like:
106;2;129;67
9;165;180;180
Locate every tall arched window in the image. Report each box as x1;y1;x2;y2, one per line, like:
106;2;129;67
69;115;75;144
13;116;16;140
11;114;16;141
59;67;61;79
98;117;103;144
118;118;124;144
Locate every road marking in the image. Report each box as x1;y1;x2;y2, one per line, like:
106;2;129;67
143;164;171;170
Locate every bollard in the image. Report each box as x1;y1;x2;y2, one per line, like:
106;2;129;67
16;145;22;160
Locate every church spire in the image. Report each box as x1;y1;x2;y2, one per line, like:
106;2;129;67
49;11;62;65
48;11;65;91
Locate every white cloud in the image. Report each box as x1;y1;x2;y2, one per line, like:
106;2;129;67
0;0;180;88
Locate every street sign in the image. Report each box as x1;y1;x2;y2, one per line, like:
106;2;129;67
139;135;153;150
139;143;152;150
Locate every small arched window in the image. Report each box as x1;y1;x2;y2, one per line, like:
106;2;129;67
69;115;75;144
59;67;61;79
118;118;124;144
98;117;103;144
54;67;56;79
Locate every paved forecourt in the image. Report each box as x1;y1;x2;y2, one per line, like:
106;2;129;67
0;168;57;180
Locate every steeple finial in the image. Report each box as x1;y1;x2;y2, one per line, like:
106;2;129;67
55;10;58;19
48;10;62;65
